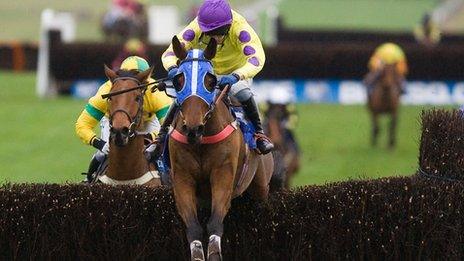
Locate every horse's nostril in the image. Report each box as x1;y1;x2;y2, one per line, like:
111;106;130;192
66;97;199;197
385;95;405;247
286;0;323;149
182;125;188;132
121;127;129;135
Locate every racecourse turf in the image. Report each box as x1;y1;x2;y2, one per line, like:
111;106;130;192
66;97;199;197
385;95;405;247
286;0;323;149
0;71;439;186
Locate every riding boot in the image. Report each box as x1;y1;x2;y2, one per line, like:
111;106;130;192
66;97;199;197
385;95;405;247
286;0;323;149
149;102;179;160
242;96;274;154
84;155;101;183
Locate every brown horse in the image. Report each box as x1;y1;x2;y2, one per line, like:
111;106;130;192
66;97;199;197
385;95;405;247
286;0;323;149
366;63;402;148
100;66;161;187
264;103;300;188
168;36;274;260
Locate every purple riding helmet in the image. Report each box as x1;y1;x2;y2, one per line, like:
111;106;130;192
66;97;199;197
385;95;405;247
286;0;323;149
197;0;233;33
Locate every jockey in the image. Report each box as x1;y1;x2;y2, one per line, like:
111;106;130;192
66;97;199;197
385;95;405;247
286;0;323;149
364;42;408;95
75;56;172;182
111;38;148;70
154;0;274;155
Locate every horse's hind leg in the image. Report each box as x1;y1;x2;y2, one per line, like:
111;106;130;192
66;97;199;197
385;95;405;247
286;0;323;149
389;113;398;148
172;173;205;261
248;154;273;200
206;167;235;261
371;113;380;147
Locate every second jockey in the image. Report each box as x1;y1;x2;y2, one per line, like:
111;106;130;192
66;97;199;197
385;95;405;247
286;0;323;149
75;56;172;182
154;0;274;156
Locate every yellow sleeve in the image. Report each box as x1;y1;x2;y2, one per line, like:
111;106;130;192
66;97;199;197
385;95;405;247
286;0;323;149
75;81;111;145
75;110;99;145
161;18;202;71
144;79;173;139
149;90;172;123
231;18;266;79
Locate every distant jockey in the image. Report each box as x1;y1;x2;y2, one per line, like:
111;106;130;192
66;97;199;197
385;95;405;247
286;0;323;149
151;0;274;157
75;56;172;182
111;38;148;70
364;42;408;96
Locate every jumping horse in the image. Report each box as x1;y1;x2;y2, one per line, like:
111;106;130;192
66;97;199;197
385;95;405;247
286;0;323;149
366;63;402;148
98;66;161;186
166;36;274;260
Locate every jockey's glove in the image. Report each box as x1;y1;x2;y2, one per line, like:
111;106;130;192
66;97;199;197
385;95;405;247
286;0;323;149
167;66;179;80
218;73;240;89
92;138;110;155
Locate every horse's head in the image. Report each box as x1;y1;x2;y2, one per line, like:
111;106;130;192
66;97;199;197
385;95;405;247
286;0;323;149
265;103;288;147
104;65;153;147
170;35;218;145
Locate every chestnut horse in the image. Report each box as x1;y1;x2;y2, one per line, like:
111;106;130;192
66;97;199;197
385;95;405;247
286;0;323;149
264;103;300;188
99;66;161;187
366;63;402;148
167;36;274;260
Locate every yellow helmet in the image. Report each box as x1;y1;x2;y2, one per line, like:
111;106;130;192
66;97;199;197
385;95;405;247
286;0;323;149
120;56;149;72
375;43;405;65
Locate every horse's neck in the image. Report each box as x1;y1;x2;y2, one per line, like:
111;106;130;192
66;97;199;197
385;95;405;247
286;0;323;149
107;136;148;180
204;100;234;136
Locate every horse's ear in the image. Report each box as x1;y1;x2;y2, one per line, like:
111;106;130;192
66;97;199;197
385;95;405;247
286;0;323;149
104;64;118;82
203;38;217;60
172;35;187;60
137;66;154;83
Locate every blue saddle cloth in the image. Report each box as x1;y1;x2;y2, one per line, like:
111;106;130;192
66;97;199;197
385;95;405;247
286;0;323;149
157;107;256;182
230;107;257;150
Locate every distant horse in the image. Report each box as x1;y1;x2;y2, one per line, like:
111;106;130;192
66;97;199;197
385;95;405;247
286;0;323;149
366;63;402;148
167;36;274;261
99;65;161;186
264;103;300;188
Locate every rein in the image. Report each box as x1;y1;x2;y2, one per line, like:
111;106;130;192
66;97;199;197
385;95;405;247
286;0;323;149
101;77;168;99
203;84;231;124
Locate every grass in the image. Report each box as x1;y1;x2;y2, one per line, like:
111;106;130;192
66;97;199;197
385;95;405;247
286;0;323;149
0;0;444;42
279;0;440;32
0;71;437;186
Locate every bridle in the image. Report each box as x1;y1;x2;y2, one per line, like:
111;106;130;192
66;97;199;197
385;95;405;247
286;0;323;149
105;76;146;139
177;84;230;127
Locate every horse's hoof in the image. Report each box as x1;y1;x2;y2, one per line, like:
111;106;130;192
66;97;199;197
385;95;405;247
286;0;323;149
190;240;205;261
207;235;222;261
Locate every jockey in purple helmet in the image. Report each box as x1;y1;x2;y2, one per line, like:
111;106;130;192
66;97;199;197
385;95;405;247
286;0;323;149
153;0;274;156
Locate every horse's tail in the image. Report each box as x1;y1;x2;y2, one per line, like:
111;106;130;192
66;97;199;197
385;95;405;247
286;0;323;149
269;150;286;193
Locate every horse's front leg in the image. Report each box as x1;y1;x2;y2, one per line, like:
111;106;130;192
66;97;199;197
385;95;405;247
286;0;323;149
389;112;398;149
206;164;235;261
171;171;205;261
371;112;380;147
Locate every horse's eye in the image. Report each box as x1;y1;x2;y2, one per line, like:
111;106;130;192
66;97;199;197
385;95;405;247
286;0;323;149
204;73;217;92
173;74;185;92
135;96;141;102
